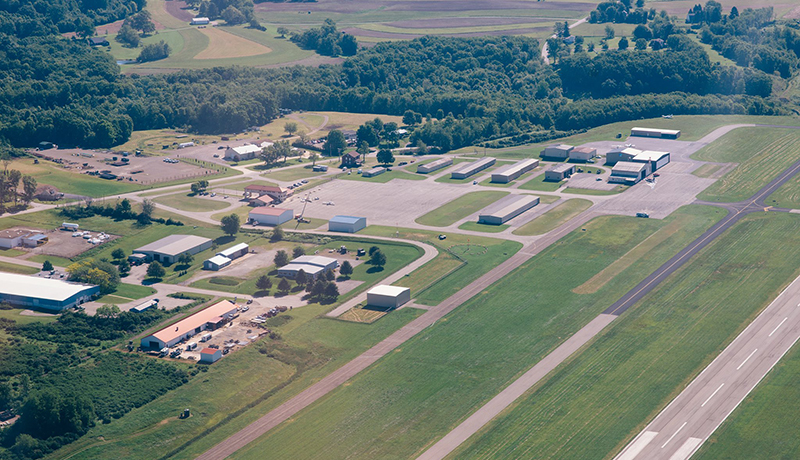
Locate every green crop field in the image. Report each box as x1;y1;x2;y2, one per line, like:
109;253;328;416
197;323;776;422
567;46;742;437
450;211;800;460
228;206;722;460
415;191;509;227
695;338;800;459
513;198;592;236
49;303;425;460
361;226;521;305
696;127;800;202
153;192;232;212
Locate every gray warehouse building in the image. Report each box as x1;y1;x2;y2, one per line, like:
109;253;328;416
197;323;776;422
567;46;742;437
417;157;453;174
541;144;573;160
367;285;411;309
545;164;576;182
362;167;386;178
569;146;596;162
451;157;496;179
605;147;641;166
329;215;367;233
0;272;99;312
609;161;648;184
134;235;213;264
277;255;339;279
631;127;681;139
491;159;539;183
478;195;540;225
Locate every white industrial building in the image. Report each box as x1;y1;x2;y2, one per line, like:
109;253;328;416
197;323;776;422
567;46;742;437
218;243;249;260
367;285;411;309
140;300;238;350
0;229;47;249
134;235;213;264
191;17;210;25
248;207;293;226
631;127;681;139
541;144;573;160
609;161;649;184
569;146;596;162
478;195;540;225
0;272;100;312
328;215;367;233
224;142;272;162
204;255;231;271
606;148;670;174
544;164;576;182
450;157;496;179
417;157;453;174
362;166;386;178
277;255;339;280
606;147;641;166
203;243;249;271
491;159;539;183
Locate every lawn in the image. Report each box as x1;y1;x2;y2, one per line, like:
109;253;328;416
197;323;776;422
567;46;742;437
415;191;509;227
458;221;510;233
360;226;522;306
563;185;627;195
153;192;232;212
0;308;57;325
692;163;722;178
10;158;142;197
339;169;427;183
50;303;425;460
512;198;592;236
517;174;564;191
260;166;326;182
228;206;723;460
695;336;800;459
451;211;800;460
0;260;39;275
696;127;800;202
95;283;156;304
433;160;515;184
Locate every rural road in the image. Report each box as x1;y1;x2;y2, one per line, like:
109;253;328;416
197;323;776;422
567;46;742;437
415;132;800;459
614;273;800;460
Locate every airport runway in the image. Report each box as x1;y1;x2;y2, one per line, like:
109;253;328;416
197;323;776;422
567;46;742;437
615;273;800;460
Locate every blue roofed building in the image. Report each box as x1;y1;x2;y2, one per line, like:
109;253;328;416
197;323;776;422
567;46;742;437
328;215;367;233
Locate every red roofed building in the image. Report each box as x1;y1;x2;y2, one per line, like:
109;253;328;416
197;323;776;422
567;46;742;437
139;300;238;350
200;348;222;363
248;207;293;226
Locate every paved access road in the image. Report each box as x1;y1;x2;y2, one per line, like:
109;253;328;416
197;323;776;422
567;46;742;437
614;273;800;460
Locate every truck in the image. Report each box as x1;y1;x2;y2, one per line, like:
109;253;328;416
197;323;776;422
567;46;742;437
201;333;212;342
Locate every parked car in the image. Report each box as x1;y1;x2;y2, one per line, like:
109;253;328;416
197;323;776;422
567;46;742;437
635;212;649;218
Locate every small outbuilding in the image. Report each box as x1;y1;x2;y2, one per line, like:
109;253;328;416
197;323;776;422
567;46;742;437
200;348;222;363
367;285;411;309
362;166;386;178
544;164;576;182
204;255;232;271
191;17;210;25
328;215;367;233
248;207;293;226
217;243;249;260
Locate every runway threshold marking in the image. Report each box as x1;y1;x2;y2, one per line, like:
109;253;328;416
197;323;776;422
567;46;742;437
769;317;788;337
701;383;724;407
617;431;659;460
737;348;758;370
668;437;703;460
661;422;687;449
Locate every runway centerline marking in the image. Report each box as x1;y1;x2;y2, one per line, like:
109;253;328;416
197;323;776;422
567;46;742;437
770;318;788;337
701;383;724;407
662;422;687;449
737;349;758;370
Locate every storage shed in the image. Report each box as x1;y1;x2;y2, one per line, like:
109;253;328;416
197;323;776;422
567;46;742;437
248;207;293;226
367;285;411;309
328;215;367;233
362;167;386;178
544;164;576;182
450;157;496;179
204;255;231;271
417;157;453;174
491;159;539;183
217;243;249;260
478;195;540;225
200;348;222;363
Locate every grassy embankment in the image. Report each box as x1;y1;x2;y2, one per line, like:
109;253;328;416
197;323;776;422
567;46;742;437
415;191;509;227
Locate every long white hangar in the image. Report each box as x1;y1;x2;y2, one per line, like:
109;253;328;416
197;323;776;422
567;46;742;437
478;195;540;225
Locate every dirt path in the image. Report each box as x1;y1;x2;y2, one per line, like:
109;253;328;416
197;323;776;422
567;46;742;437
542;17;588;64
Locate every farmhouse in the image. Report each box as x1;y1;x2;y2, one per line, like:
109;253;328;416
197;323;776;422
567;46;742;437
541;144;573;160
341;151;362;168
191;17;210;25
248;207;293;226
277;255;339;280
544;164;576;182
569;146;597;162
224;142;272;162
329;215;367;233
140;300;238;350
478;195;540;225
0;272;99;312
133;235;213;264
362;166;386;178
450;157;496;179
631;127;681;139
367;285;411;309
244;184;292;202
491;159;539;183
609;161;648;184
417;157;453;174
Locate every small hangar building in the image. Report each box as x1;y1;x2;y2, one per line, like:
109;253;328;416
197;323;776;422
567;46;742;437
367;285;411;309
541;144;573;160
329;215;367;233
491;159;539;183
277;255;339;280
140;300;238;350
609;161;648;184
451;157;496;179
631;127;681;139
569;146;596;162
417;157;453;174
0;272;99;312
249;207;293;226
363;166;386;178
545;164;576;182
478;195;540;225
134;235;213;264
204;243;249;271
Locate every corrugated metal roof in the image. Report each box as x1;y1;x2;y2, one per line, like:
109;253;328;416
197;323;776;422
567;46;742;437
150;300;237;343
217;243;248;257
0;272;97;302
480;195;539;219
633;150;670;162
206;255;231;266
135;235;211;257
612;161;648;173
292;255;338;267
368;285;410;297
330;215;364;224
249;207;292;216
